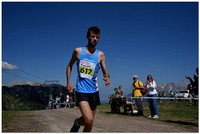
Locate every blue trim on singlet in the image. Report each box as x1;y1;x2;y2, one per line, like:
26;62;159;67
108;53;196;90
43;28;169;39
76;47;100;93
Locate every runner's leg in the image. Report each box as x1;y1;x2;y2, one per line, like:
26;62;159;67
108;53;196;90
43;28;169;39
78;101;96;132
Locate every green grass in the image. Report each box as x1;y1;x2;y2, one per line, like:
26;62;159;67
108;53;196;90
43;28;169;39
2;111;15;125
97;101;198;127
2;91;46;111
2;111;35;124
2;111;41;132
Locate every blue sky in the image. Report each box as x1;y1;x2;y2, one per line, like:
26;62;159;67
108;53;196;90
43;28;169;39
2;2;198;98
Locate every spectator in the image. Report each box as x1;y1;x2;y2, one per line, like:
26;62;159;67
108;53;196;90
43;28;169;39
169;90;174;101
55;96;60;103
185;68;199;90
145;75;159;119
174;92;177;101
66;95;71;107
108;88;118;104
185;68;199;106
47;101;51;110
114;88;121;99
169;90;174;97
72;88;76;102
55;96;60;109
187;84;195;106
132;75;144;116
114;89;138;113
49;99;53;109
119;85;125;97
71;88;76;107
60;92;65;108
162;91;166;102
52;99;56;109
158;93;162;103
109;88;119;113
162;91;166;97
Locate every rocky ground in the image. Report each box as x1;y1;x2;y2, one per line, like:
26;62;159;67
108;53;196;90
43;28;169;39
2;107;198;133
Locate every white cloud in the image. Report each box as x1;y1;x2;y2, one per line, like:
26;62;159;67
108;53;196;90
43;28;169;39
2;62;18;70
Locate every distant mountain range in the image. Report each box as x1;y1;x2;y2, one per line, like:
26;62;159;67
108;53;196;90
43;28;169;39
3;80;190;93
3;80;41;87
156;80;190;93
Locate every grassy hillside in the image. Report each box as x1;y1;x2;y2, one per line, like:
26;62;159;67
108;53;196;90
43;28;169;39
2;91;46;111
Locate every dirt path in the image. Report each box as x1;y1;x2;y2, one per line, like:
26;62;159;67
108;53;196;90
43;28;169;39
3;107;198;132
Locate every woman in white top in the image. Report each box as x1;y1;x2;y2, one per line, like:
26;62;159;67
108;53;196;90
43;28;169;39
145;75;159;119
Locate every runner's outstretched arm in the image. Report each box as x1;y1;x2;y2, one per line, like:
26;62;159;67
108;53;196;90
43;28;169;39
99;51;110;86
66;48;80;94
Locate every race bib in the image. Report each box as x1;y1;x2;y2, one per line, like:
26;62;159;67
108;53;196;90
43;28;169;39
79;60;96;79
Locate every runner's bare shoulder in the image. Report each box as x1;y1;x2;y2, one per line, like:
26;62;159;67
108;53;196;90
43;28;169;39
74;47;82;59
99;50;105;63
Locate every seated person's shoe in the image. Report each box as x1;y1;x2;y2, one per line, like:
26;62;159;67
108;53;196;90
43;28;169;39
132;110;138;113
147;115;152;118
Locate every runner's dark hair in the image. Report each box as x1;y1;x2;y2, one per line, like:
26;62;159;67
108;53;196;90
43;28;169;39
87;26;100;36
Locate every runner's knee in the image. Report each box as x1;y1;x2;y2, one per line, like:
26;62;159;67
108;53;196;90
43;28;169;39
84;116;94;126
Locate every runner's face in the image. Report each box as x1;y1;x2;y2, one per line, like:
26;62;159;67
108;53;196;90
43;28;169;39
87;31;100;47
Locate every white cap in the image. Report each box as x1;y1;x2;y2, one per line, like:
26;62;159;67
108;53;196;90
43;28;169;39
133;75;137;78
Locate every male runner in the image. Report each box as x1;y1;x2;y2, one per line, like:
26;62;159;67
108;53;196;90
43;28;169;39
66;26;110;132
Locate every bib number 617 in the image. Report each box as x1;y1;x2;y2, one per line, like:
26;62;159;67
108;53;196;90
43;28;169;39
79;67;93;76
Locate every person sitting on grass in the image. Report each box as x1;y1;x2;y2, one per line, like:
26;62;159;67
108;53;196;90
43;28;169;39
114;88;138;114
108;88;118;104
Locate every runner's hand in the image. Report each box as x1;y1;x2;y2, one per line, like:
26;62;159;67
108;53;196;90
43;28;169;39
66;82;72;95
103;77;110;86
